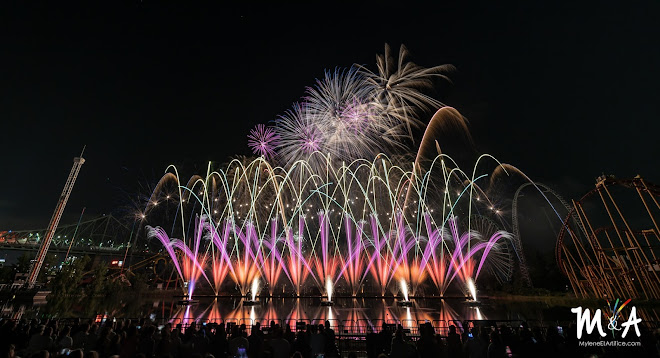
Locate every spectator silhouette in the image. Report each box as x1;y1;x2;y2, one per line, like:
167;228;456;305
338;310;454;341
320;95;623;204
266;328;289;358
228;325;248;357
390;328;415;358
57;326;73;351
446;325;462;357
487;330;506;358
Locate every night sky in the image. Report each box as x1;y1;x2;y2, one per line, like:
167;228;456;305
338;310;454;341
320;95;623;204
2;2;659;231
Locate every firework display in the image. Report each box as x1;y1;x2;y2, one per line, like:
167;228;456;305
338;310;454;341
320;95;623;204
146;45;527;301
146;152;517;300
249;44;457;168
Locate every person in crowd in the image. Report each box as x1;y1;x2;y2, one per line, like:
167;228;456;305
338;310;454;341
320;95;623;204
446;324;462;357
210;325;227;358
375;323;391;356
323;321;337;358
27;326;52;355
154;327;173;358
487;330;506;358
389;328;416;358
57;326;73;351
463;326;485;358
308;324;325;358
265;327;289;358
85;325;98;353
137;326;156;358
4;344;16;358
95;327;113;357
416;323;439;358
246;324;263;358
291;330;309;358
119;325;138;358
72;324;90;351
228;325;248;358
282;325;294;347
365;326;378;358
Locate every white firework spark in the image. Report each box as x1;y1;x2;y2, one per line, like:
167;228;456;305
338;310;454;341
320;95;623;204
304;67;388;162
358;43;455;140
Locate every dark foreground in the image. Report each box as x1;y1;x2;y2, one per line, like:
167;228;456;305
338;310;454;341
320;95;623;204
1;317;659;358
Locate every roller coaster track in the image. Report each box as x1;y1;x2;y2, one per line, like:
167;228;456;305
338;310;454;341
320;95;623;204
555;175;660;276
511;182;579;287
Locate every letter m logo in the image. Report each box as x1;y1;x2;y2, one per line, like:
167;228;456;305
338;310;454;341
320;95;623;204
571;306;606;339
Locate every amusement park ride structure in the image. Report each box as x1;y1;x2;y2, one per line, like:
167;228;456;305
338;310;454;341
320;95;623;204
556;175;660;300
26;149;85;288
511;182;577;288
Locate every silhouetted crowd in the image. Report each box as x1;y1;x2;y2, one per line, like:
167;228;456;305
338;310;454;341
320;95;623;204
0;318;658;358
365;322;660;358
0;318;338;358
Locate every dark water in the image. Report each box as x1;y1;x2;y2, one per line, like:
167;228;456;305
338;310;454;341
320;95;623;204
4;290;659;335
1;294;592;333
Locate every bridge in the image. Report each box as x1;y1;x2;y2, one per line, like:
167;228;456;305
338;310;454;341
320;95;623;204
0;215;135;255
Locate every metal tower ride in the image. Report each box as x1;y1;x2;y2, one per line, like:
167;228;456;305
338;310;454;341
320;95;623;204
26;150;85;288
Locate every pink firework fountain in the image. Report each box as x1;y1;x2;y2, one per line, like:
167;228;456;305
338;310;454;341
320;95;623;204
145;154;521;302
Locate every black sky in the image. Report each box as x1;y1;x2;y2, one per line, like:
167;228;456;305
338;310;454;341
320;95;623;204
1;1;659;230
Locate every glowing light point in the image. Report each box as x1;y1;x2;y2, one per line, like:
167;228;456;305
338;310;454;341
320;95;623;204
244;278;260;306
397;278;412;306
251;277;259;301
321;277;334;306
467;278;478;302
